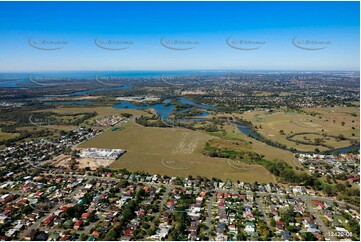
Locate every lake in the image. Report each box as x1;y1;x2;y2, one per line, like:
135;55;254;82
113;97;216;120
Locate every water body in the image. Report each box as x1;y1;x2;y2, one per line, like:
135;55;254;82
0;70;225;97
236;125;260;139
320;145;359;154
0;70;227;88
113;97;215;120
176;111;210;122
0;79;34;88
178;97;216;110
113;101;175;119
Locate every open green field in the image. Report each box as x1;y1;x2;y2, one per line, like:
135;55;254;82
41;106;150;117
79;121;276;183
0;129;19;141
38;106;153;130
242;107;360;152
211;123;297;167
42;106;296;179
207;113;296;167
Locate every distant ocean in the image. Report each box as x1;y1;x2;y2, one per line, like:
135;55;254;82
0;70;231;88
2;70;355;88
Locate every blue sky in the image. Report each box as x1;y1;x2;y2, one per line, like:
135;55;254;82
0;1;359;72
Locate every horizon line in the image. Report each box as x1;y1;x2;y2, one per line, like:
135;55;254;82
0;69;359;74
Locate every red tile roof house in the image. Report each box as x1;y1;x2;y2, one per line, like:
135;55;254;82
1;208;12;216
243;211;254;220
91;231;101;238
228;224;237;233
313;233;324;241
2;195;15;204
312;200;326;210
217;192;224;199
137;209;145;218
218;199;225;207
59;235;71;241
124;229;134;236
20;185;31;192
167;200;175;208
59;205;69;211
15;198;29;207
108;211;118;218
74;220;83;230
33;191;44;198
81;213;90;220
348;177;360;183
295;205;305;213
43;215;56;226
276;221;285;231
231;193;239;199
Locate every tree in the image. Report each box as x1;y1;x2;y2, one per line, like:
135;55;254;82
105;230;117;240
270;218;276;227
258;221;269;239
303;232;317;241
237;231;247;240
147;227;156;236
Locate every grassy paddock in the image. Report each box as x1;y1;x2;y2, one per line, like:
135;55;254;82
242;107;359;152
0;129;19;141
40;106;150;117
79;121;275;183
213;123;297;167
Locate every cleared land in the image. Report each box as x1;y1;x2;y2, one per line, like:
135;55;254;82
40;106;150;117
242;107;359;152
208;113;296;167
211;122;296;167
35;106;297;179
79;121;275;183
34;106;152;130
0;129;19;141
